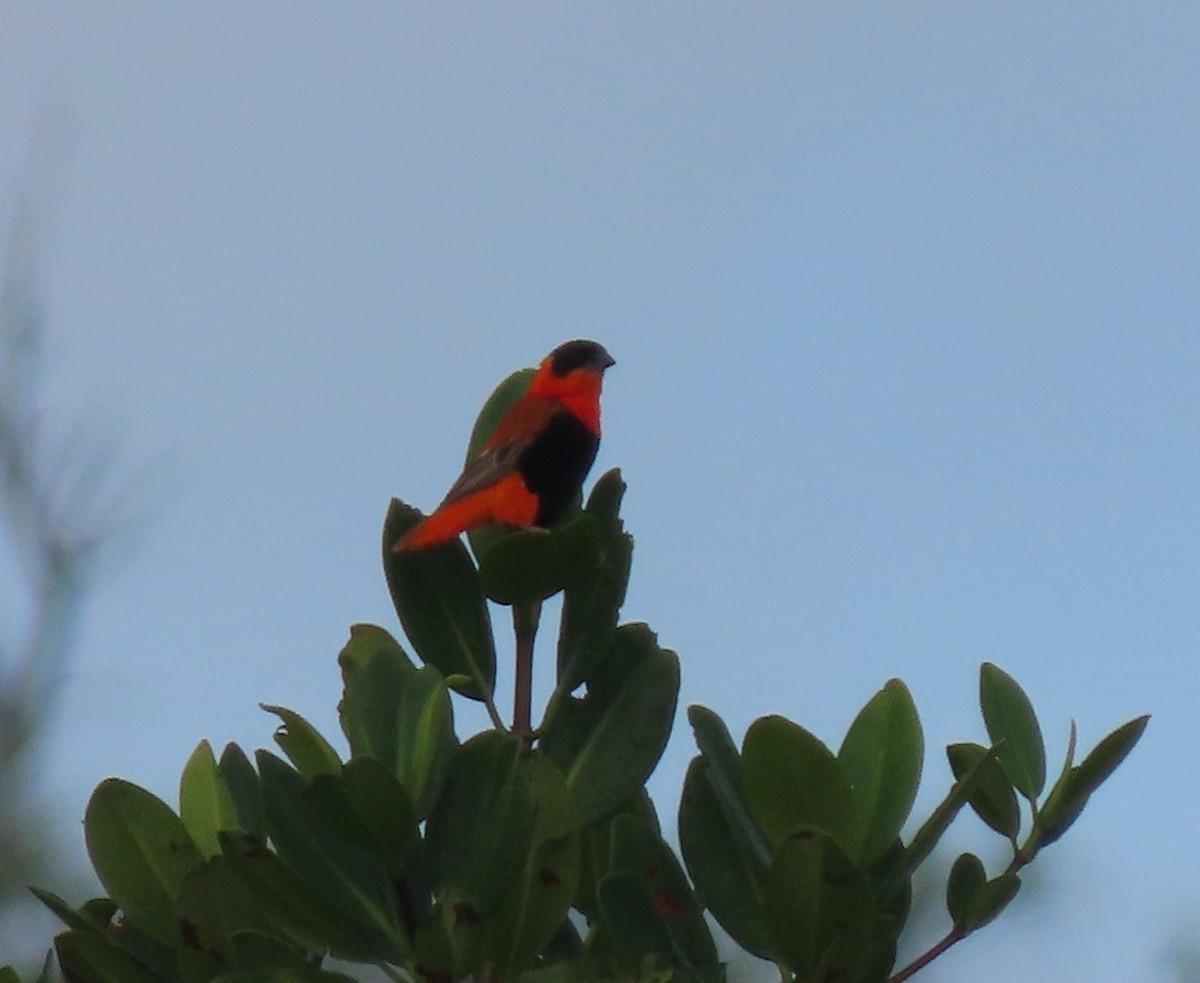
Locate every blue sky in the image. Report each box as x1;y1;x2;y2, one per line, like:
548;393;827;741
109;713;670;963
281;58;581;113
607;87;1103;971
2;4;1197;979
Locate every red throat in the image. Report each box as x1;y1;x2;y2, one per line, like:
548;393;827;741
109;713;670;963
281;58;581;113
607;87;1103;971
526;363;605;434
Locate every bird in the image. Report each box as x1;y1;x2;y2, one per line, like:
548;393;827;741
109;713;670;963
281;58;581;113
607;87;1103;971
394;339;615;550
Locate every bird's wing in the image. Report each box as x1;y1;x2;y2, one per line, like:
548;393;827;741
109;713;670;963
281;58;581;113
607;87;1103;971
439;394;561;505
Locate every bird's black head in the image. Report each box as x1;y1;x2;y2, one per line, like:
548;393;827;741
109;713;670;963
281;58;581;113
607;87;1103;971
548;339;616;377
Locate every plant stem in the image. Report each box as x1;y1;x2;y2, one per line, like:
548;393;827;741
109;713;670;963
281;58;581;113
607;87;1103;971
482;690;506;731
888;926;966;983
512;599;541;744
888;840;1039;982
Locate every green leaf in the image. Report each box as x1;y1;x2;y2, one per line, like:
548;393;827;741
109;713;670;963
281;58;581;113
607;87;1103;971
219;744;266;842
946;742;1020;841
175;856;277;973
678;757;774;960
84;778;205;943
338;756;419;877
382;498;497;701
181;740;241;858
596;865;720;983
219;831;391;962
260;706;342;780
573;791;661;920
980;663;1046;799
557;469;633;690
338;628;457;819
954;872;1022;932
540;623;679;827
1038;714;1149;847
595;873;673;978
945;852;987;927
478;514;603;605
424;730;537;915
335;622;416;676
742;716;857;850
91;919;176;980
209;969;359;983
762;830;874;980
837;679;924;866
605;814;720;980
227;931;309;971
878;744;1000;899
686;707;773;866
256;752;406;961
30;888;111;936
409;892;479;983
480;752;582;978
53;931;162;983
32;894;172;977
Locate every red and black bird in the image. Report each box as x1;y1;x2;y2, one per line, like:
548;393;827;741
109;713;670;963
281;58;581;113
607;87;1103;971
394;339;615;550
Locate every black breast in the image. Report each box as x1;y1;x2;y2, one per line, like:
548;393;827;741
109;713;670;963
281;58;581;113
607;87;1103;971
517;411;600;527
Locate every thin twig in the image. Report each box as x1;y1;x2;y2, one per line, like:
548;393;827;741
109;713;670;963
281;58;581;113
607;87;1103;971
888;926;966;983
888;835;1040;981
482;690;506;731
511;599;541;743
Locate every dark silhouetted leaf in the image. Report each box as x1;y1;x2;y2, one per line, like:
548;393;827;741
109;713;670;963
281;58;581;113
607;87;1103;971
477;515;602;605
256;752;406;961
209;969;359;983
480;752;581;978
606;814;720;980
382;499;496;701
573;791;661;921
947;742;1020;841
219;831;386;961
946;852;987;927
424;730;537;915
540;624;679;827
337;757;419;877
227;931;309;971
762;829;873;980
686;707;773;865
597;869;720;983
678;758;773;960
1038;714;1149;847
53;932;162;983
557;469;633;690
956;872;1021;932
